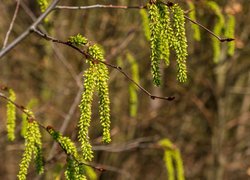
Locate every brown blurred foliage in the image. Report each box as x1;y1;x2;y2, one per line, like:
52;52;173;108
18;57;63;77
0;0;250;179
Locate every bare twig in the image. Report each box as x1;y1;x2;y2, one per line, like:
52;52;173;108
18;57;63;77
184;15;234;42
0;92;27;114
55;4;145;10
2;0;20;49
88;163;131;178
31;28;175;101
0;0;234;59
0;92;45;128
55;2;234;44
0;0;60;58
20;1;81;87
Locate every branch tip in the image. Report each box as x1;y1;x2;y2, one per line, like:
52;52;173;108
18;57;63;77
167;96;175;101
221;38;235;42
150;96;156;100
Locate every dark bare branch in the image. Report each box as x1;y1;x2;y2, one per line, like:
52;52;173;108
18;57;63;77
31;28;175;101
2;0;20;49
0;0;60;58
55;4;145;10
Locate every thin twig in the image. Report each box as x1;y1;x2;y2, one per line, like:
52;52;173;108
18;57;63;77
20;1;81;87
88;163;131;178
184;15;234;42
0;90;104;172
55;2;234;43
31;28;175;101
2;0;20;49
0;92;28;115
55;4;145;10
0;0;60;59
160;1;234;42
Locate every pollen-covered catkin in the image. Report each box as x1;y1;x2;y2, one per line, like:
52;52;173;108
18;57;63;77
148;3;162;86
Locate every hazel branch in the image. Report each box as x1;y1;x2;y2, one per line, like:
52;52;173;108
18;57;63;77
0;0;60;59
159;1;234;42
2;0;21;49
184;15;234;42
54;2;234;43
55;4;146;10
31;28;175;101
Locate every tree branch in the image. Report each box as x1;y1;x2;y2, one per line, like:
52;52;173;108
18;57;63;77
2;0;20;49
55;2;234;43
31;28;175;101
184;15;234;42
55;4;145;10
20;1;82;87
159;1;234;42
0;0;60;59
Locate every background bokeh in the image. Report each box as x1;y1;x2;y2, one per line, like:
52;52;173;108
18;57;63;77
0;0;249;179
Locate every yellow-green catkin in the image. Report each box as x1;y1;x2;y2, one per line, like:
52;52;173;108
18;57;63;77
78;43;111;160
159;138;185;180
47;127;78;157
157;3;171;66
65;158;77;180
173;149;185;180
6;88;16;141
165;150;175;180
78;65;97;161
21;99;38;137
206;1;225;63
37;0;51;23
171;4;188;82
70;34;94;160
159;139;175;180
146;2;189;84
68;34;88;47
18;121;44;180
225;14;235;56
187;1;201;41
127;53;139;117
88;44;111;143
46;127;91;180
65;157;87;180
33;122;44;175
96;62;111;143
84;165;97;180
140;9;151;41
148;3;162;86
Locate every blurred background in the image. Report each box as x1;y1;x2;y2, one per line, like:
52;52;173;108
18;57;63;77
0;0;249;179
